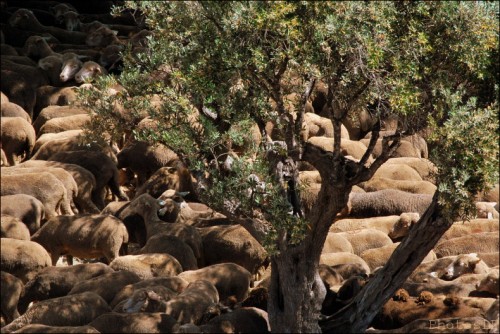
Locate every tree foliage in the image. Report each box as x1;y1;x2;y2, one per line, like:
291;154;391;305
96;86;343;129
77;1;498;332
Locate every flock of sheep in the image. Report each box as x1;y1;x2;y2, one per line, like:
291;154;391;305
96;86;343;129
1;0;499;333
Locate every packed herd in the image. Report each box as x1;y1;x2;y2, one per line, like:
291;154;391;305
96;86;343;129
1;1;499;333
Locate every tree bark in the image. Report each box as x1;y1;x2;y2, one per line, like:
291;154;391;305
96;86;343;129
268;245;326;333
320;193;454;333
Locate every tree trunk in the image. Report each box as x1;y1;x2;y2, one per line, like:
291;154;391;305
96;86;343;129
268;245;326;333
320;194;454;333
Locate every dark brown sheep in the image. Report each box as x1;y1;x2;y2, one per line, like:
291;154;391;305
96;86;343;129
47;150;129;209
117;141;180;187
178;263;252;304
88;312;178;333
1;271;24;325
198;224;269;277
137;234;198;271
134;164;198;202
109;276;189;309
18;263;113;314
68;270;141;305
9;9;87;44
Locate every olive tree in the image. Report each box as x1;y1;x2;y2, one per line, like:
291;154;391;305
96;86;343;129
78;1;498;332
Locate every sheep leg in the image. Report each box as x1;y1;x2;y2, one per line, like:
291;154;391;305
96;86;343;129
109;170;129;201
66;254;74;266
5;152;17;166
91;187;106;210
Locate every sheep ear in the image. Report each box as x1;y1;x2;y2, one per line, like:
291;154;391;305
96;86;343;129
112;30;119;35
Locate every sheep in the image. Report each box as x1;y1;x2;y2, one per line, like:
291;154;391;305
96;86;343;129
88;312;179;333
360;137;424;159
475;270;499;296
434;232;499;258
0;117;36;165
109;254;183;280
320;252;371;275
85;26;122;47
30;135;116;164
0;69;37;118
124;193;203;261
134;165;198;201
330;213;420;240
402;272;493;298
100;200;147;246
410;253;491;281
117;141;181;187
199;307;271;333
329;263;370;281
198;224;269;277
153;280;219;325
0;101;31;122
371;163;424;182
31;214;129;265
360;177;437;195
0;194;44;234
360;243;437;271
302;112;350;140
47;150;129;209
319;264;345;288
439;218;499;241
474;252;499;268
336;229;394;256
37;55;64;86
9;9;87;45
19;263;114;314
0;292;111;333
322;233;354;254
0;238;52;283
1;215;30;240
2;166;79;215
32;130;83;155
384;157;438;183
37;114;91;137
1;271;24;325
67;270;141;305
1;172;72;219
11;324;99;333
475;201;499;219
33;87;79;120
33;105;88;133
22;35;60;61
18;159;100;214
113;286;180;313
51;3;78;21
307;136;373;162
59;53;84;82
137;234;199;271
371;291;488;330
109;276;189;309
344;189;432;219
178;263;252;304
74;61;108;83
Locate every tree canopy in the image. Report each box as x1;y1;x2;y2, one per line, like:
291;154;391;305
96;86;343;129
78;1;498;332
